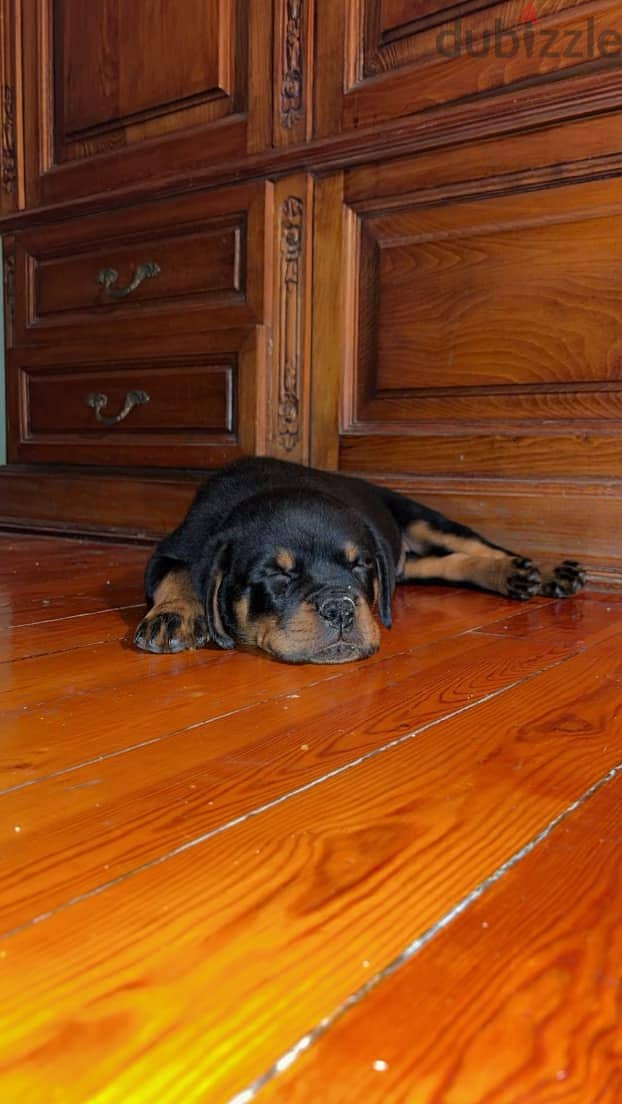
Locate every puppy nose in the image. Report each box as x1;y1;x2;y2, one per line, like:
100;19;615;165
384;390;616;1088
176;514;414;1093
318;593;356;632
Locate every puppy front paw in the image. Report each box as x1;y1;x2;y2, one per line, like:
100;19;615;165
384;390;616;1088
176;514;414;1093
134;607;208;653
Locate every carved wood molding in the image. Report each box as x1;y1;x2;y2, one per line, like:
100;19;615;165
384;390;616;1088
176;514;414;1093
2;83;16;194
280;0;303;129
4;247;15;337
277;195;304;451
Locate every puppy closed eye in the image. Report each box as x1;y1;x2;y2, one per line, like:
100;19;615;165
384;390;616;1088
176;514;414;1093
352;557;373;577
266;561;299;589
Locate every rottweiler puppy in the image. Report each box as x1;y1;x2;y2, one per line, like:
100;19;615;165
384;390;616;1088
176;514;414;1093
134;457;586;664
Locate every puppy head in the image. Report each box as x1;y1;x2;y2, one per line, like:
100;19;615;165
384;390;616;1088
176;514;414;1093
192;490;395;664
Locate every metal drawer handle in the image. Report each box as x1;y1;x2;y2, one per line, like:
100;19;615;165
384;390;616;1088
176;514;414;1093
85;389;150;425
96;261;160;299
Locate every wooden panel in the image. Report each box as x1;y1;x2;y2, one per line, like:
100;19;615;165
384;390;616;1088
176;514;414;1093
35;227;239;316
262;770;622;1103
13;183;271;344
352;178;622;432
316;0;622;137
21;0;271;204
0;0;20;213
25;360;232;434
8;328;264;468
308;172;622;500
340;433;622;477
0;467;201;540
58;0;226;137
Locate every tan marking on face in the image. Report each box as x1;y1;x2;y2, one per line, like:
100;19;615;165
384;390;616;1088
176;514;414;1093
275;549;295;572
344;542;359;564
405;520;507;561
353;598;381;651
255;598;380;663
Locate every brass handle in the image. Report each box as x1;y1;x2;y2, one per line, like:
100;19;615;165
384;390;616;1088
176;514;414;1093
96;261;160;299
85;389;150;425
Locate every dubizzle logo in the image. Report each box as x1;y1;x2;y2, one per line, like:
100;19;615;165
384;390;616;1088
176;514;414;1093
436;7;622;59
519;2;538;24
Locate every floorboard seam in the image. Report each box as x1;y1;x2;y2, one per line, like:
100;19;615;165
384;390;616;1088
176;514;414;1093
3;603;143;633
227;755;622;1104
0;609;568;796
0;653;571;939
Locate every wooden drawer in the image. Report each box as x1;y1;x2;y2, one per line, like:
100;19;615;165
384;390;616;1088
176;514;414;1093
8;331;263;469
13;183;271;346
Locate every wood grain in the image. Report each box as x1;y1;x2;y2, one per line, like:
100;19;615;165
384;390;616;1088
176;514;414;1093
0;584;546;788
0;622;592;934
22;0;272;205
262;772;622;1103
17;183;270;343
1;639;621;1101
339;0;622;129
0;561;621;1100
1;535;620;1103
0;537;145;626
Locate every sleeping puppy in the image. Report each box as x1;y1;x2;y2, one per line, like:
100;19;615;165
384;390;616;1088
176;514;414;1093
134;457;586;664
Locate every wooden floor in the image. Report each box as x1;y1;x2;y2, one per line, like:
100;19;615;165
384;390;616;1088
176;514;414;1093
1;534;621;1103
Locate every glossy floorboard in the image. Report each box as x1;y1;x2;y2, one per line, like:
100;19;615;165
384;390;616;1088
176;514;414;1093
1;534;620;1103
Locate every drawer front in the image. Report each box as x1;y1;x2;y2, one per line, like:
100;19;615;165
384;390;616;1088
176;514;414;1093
9;331;262;468
14;183;270;345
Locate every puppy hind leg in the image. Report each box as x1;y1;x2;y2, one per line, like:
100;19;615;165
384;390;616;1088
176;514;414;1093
395;504;542;600
400;550;543;600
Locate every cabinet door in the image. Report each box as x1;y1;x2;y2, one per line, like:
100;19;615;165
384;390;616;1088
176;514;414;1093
314;0;622;139
310;162;622;569
22;0;271;205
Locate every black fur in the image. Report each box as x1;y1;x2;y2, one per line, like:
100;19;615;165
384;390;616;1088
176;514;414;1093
136;458;586;664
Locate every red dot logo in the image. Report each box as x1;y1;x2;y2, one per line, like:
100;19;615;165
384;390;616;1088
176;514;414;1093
519;1;538;23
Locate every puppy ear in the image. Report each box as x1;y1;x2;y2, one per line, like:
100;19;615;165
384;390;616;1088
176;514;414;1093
366;526;395;629
191;536;235;650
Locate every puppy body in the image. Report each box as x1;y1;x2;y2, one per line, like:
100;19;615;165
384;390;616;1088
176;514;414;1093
135;458;586;663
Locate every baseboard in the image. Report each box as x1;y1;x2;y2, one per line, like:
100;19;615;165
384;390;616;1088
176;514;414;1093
0;465;620;590
0;465;203;541
362;473;622;591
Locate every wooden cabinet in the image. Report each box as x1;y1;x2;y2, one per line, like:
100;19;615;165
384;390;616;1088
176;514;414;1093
13;183;271;344
315;0;622;136
9;329;263;469
0;1;621;579
20;0;271;205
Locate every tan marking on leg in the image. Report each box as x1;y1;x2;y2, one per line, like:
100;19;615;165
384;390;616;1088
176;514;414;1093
135;567;205;652
405;520;508;561
152;567;199;607
401;552;523;595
